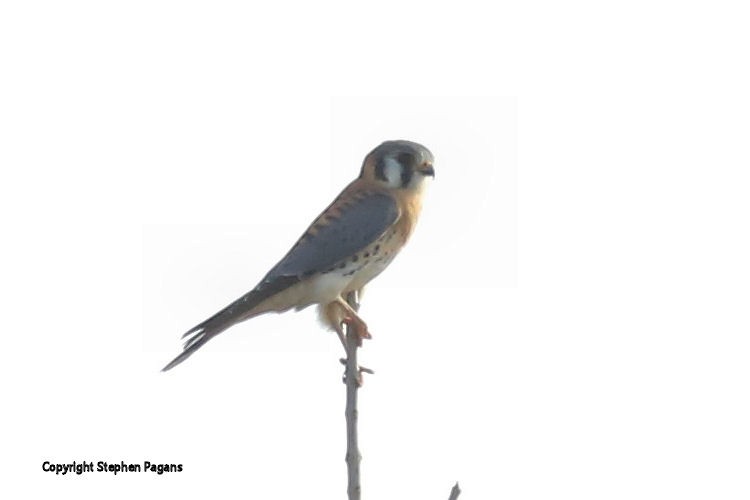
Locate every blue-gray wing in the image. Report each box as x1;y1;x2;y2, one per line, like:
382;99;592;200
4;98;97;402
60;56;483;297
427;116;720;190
264;190;399;281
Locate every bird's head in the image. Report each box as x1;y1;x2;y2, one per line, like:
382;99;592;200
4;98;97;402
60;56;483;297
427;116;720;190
360;140;435;191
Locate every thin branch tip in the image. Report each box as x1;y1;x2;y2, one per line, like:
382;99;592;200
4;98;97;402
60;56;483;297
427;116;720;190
448;481;462;500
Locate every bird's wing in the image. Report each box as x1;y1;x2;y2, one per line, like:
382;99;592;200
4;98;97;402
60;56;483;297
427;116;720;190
264;187;400;281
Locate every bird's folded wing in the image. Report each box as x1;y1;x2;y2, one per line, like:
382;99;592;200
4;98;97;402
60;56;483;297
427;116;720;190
261;188;400;284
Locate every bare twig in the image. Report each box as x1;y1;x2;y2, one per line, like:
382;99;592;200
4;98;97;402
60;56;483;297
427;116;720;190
340;291;459;499
343;291;362;500
448;481;462;499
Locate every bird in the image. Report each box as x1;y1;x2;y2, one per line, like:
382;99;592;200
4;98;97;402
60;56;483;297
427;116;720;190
162;140;434;371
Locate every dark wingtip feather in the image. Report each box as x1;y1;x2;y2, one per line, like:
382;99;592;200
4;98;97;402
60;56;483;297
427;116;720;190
181;327;199;339
161;330;211;372
161;313;232;372
161;328;207;372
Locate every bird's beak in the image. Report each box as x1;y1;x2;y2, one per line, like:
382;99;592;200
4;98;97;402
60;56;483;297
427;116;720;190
419;163;435;178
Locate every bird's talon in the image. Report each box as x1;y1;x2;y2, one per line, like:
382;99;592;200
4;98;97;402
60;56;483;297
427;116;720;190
341;316;372;343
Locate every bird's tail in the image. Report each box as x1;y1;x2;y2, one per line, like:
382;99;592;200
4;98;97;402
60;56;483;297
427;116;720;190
161;291;255;372
161;276;300;372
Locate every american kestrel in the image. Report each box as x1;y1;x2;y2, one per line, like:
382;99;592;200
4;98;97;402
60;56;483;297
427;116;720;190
162;140;434;371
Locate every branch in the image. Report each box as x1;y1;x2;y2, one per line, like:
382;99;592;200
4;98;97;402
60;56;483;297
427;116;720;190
448;481;462;500
343;291;362;500
339;291;460;500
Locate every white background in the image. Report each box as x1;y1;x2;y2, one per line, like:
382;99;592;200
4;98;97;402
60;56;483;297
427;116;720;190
2;2;749;500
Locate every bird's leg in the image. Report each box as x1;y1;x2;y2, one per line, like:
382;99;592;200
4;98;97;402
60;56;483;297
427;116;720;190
324;301;354;351
328;296;374;386
335;297;372;346
334;322;347;352
332;313;370;350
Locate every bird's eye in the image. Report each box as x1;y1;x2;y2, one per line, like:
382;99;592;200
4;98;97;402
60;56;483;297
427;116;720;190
396;152;416;167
